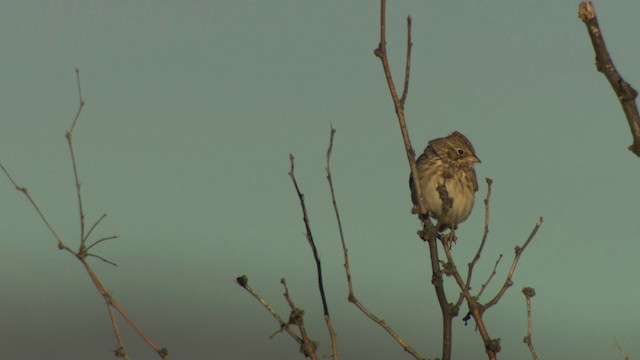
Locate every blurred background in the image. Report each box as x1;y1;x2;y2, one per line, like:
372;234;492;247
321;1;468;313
1;1;639;359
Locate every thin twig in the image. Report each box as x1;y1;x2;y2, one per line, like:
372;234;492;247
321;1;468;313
323;126;340;360
69;68;85;133
1;70;168;359
0;164;73;252
84;213;108;243
86;235;119;252
235;275;302;344
105;301;131;360
522;287;539;360
399;16;412;106
374;1;451;358
66;68;87;243
81;260;168;359
87;253;119;267
441;240;497;359
475;254;502;300
325;126;425;360
578;1;640;156
374;0;424;216
468;179;493;279
456;178;494;308
288;153;337;359
613;337;629;360
484;218;543;310
281;279;320;360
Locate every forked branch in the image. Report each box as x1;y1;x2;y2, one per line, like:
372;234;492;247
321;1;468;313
0;69;168;359
373;1;452;358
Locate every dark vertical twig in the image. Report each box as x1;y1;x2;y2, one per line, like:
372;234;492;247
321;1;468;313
326;127;425;360
288;154;337;359
522;287;539;360
578;1;640;157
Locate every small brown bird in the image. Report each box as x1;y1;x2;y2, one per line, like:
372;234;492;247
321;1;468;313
410;131;480;234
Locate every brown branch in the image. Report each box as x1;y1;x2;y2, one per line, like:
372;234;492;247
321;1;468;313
374;1;453;358
399;16;412;106
105;300;131;360
484;218;543;310
456;178;494;308
613;337;629;360
0;164;73;253
441;239;498;360
475;254;502;300
84;213;107;243
281;279;320;360
373;0;424;216
66;68;87;243
323;126;341;360
87;253;119;267
235;275;302;344
288;153;338;359
578;1;640;156
1;69;168;359
86;235;119;252
522;287;539;360
325;127;425;360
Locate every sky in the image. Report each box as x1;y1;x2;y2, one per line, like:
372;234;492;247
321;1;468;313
1;1;640;359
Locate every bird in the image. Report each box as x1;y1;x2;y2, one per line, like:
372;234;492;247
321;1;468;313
410;131;480;238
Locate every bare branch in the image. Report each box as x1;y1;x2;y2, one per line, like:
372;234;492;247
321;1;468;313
66;69;88;244
613;337;629;360
374;1;454;358
484;218;543;310
0;163;71;252
69;68;85;133
522;287;539;360
1;70;169;359
86;235;119;251
235;275;302;344
84;213;108;243
288;153;338;358
87;253;119;267
399;16;413;106
281;279;320;360
374;0;424;217
475;254;502;300
81;260;168;359
105;300;131;360
456;179;495;309
578;1;640;156
326;127;425;360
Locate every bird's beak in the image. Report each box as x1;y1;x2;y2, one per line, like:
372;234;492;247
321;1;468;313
470;155;481;164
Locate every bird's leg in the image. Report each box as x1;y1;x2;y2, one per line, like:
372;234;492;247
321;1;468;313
442;228;457;245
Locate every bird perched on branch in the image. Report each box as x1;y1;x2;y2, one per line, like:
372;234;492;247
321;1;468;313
410;131;480;239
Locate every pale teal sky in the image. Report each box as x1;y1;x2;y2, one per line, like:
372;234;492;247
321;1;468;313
2;1;640;359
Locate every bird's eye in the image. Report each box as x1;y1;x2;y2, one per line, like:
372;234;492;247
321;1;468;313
457;149;465;155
